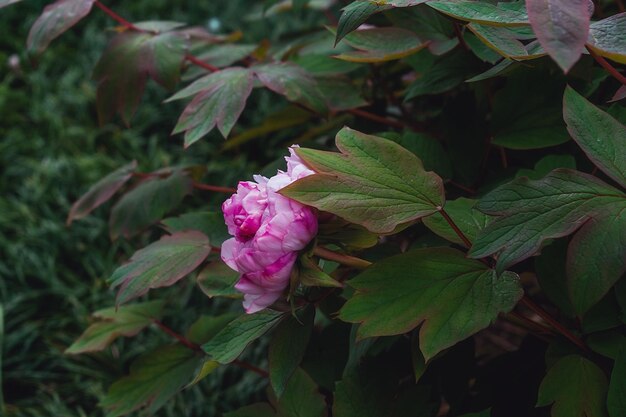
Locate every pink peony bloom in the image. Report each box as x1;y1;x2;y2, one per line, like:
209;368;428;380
221;147;317;313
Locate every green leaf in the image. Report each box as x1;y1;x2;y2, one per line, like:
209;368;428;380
340;247;523;360
94;26;188;125
252;63;327;113
182;44;257;80
65;301;164;354
161;211;229;246
588;13;626;65
109;170;192;240
537;355;608;417
333;27;427;63
27;0;95;54
169;67;254;144
202;310;284;363
225;403;277;417
269;308;314;398
563;86;626;188
388;131;453;179
316;77;368;111
526;0;591;72
422;198;488;247
535;240;575;316
567;206;626;315
100;344;203;417
186;313;239;345
515;155;577;180
109;231;211;305
275;368;327;417
335;1;392;45
608;340;626;417
467;23;529;59
281;127;444;234
469;169;625;274
427;1;529;27
196;260;241;299
0;0;22;9
67;161;137;225
298;256;343;288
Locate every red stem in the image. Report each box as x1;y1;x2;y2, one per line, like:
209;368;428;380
438;207;473;248
185;54;220;73
153;320;201;351
520;297;589;352
232;360;269;378
586;45;626;86
94;1;144;32
347;108;406;130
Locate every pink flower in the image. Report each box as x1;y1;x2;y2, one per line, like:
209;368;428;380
221;147;317;313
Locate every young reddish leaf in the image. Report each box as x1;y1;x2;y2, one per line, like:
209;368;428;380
109;169;192;240
340;247;523;360
281;127;445;234
469;169;625;273
427;1;529;26
0;0;22;8
67;161;137;225
168;67;254;145
100;344;203;417
27;0;95;54
588;13;626;64
93;23;188;125
65;301;164;354
109;231;211;305
252;63;327;113
563;86;626;188
333;27;428;63
526;0;592;72
202;310;284;364
537;355;608;417
567;208;626;316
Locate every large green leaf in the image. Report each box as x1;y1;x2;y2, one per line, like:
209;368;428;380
169;67;254;145
109;169;192;240
588;13;626;64
335;1;392;45
340;247;523;360
225;403;277;417
333;27;427;63
93;23;188;125
467;23;528;59
422;198;488;247
252;63;327;113
281;127;444;234
269;308;314;397
536;355;608;417
67;161;137;225
203;310;285;363
196;261;241;299
608;340;626;417
100;344;203;417
27;0;95;54
109;231;211;305
427;1;529;26
563;86;626;188
469;169;626;273
65;301;164;354
526;0;591;72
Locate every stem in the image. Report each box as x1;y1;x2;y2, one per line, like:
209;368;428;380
193;182;236;194
232;359;269;378
586;45;626;86
520;296;589;352
347;108;406;130
153;320;201;351
446;180;477;195
438;207;473;248
185;54;220;73
94;1;144;32
453;23;470;51
313;246;372;269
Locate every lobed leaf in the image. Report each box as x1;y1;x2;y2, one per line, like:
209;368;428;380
422;198;488;247
100;344;203;417
109;169;192;240
65;301;164;354
537;355;609;417
526;0;592;72
281;127;445;234
427;0;529;27
27;0;95;54
109;231;211;305
588;13;626;64
340;247;523;360
67;161;137;225
563;86;626;188
202;310;284;363
333;27;427;63
469;169;626;273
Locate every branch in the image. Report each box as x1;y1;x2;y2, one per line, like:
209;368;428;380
586;45;626;86
313;246;372;269
347;108;406;130
94;1;144;32
185;54;220;73
438;207;473;248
